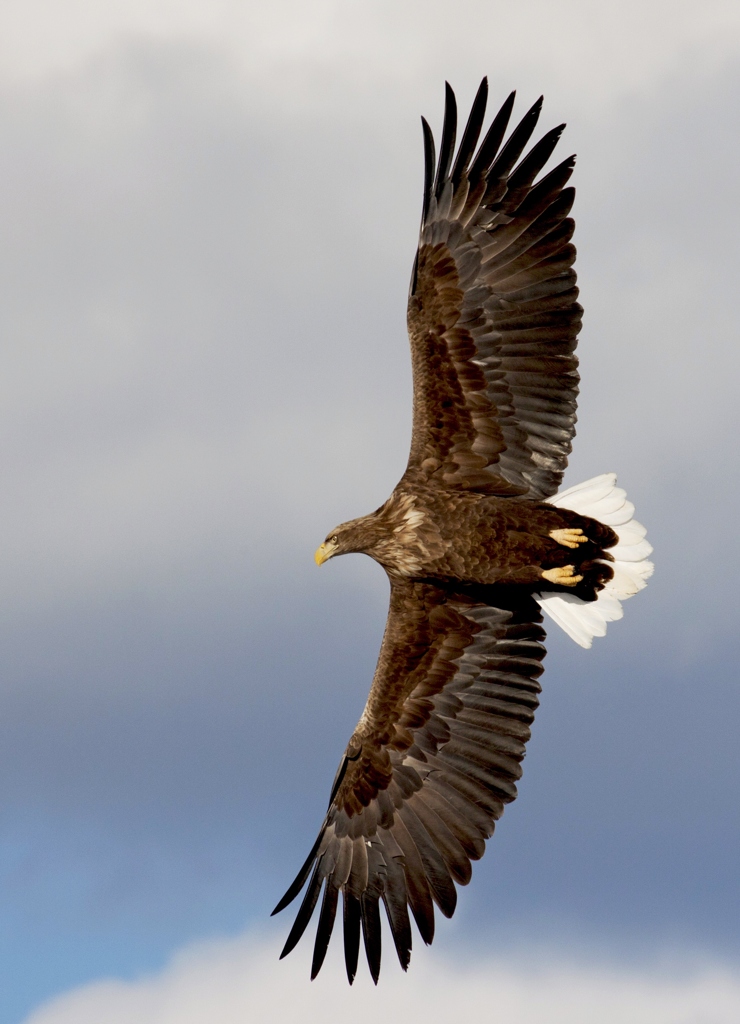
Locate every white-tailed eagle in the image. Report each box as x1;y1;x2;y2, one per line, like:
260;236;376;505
272;79;653;984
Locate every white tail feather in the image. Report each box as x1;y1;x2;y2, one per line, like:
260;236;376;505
535;473;653;649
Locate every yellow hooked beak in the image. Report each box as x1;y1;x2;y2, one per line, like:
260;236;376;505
315;543;330;566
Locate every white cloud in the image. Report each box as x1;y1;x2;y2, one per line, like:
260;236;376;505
2;0;740;113
22;931;740;1024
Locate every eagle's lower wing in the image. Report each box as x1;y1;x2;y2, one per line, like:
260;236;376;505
405;79;580;501
272;578;546;983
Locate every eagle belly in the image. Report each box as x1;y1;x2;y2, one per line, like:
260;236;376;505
381;488;617;598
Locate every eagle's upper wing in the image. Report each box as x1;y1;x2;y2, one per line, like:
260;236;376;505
404;80;581;500
272;578;546;983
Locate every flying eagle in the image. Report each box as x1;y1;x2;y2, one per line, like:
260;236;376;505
273;80;653;984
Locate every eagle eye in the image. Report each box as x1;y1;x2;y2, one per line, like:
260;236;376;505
330;535;338;544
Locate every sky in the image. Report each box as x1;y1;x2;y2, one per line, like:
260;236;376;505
0;1;739;1021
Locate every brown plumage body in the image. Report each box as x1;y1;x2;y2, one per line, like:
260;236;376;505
330;486;617;589
273;80;634;986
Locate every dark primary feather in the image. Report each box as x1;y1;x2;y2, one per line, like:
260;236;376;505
405;82;580;500
311;881;338;979
421;117;436;226
343;892;361;984
468;88;515;187
450;77;488;189
273;579;546;982
484;96;544;204
433;83;457;198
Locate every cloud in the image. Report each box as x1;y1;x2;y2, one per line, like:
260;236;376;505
22;931;740;1024
1;27;738;623
3;0;740;115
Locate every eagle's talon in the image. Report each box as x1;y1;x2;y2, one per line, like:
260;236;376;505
549;528;587;549
541;564;584;586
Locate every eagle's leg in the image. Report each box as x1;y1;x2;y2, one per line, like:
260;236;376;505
541;564;583;586
549;528;587;549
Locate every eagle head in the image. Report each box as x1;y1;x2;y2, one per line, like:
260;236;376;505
314;514;384;566
314;531;342;565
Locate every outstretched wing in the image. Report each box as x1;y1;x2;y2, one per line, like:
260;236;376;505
272;579;546;983
405;79;581;500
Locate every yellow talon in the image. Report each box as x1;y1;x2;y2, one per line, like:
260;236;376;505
549;528;588;549
541;565;584;587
